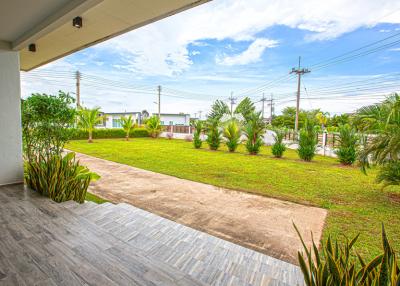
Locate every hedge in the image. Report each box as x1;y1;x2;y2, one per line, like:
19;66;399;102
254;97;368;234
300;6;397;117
70;128;149;140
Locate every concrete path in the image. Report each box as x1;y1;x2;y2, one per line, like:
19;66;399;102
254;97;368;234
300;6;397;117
75;152;327;264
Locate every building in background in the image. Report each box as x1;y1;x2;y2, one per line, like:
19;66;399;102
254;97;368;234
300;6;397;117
155;113;191;126
98;112;142;128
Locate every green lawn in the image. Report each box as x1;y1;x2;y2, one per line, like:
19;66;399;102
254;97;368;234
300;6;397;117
85;192;109;204
67;138;400;260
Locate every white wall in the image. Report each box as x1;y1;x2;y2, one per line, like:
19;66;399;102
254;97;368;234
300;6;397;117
104;113;140;128
160;114;189;126
0;51;23;185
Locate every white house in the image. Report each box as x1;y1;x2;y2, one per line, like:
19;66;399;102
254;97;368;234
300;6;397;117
155;113;191;126
99;112;142;128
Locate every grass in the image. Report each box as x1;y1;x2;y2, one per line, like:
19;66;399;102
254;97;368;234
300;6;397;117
67;138;400;261
85;192;109;204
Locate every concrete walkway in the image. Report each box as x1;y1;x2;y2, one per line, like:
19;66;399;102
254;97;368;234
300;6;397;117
75;152;327;264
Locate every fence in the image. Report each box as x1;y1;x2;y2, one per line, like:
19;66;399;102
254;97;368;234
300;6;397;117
284;130;340;148
162;125;193;134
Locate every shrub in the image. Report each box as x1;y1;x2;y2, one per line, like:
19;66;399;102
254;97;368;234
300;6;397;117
376;161;400;188
70;128;149;140
223;119;241;152
298;122;317;161
271;129;286;158
295;223;399;286
335;124;358;165
244;112;265;155
21;91;98;203
192;120;203;149
25;153;99;203
146;115;162;138
206;119;222;150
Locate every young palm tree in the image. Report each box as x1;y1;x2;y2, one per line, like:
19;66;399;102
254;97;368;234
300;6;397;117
192;120;203;149
356;94;400;187
335;124;358;165
145;115;162;138
243;112;265;155
120;115;135;141
223;119;241;152
206;119;222;150
77;107;104;143
297;121;317;161
315;111;329;131
271;129;287;158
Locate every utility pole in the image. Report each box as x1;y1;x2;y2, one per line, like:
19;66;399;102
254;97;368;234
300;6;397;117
157;85;161;118
290;56;310;132
75;71;81;108
260;93;267;120
228;92;237;115
268;93;274;123
198;110;202;120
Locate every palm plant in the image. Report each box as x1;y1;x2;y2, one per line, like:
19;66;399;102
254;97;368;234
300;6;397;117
271;129;286;158
192;120;203;149
120;115;135;141
77;107;105;143
315;111;329;131
295;223;399;286
356;94;400;187
298;121;317;161
243;112;265;155
207;100;230;121
145;115;162;138
223;119;241;152
335;124;358;165
206;119;222;150
234;97;255;121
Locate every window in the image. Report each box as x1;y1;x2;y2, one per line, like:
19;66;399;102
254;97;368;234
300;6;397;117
112;119;122;128
169;121;173;126
160;121;164;125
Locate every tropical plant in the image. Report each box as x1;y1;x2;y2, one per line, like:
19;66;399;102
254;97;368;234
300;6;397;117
206;119;222;150
243;112;265;155
271;129;287;158
356;94;400;187
335;124;358;165
21;91;99;203
376;161;400;188
21;91;76;160
207;100;230;121
119;115;135;141
234;97;255;121
315;111;329;130
298;121;317;161
146;115;162;138
25;152;100;203
295;223;399;286
192;120;203;149
223;119;241;152
77;107;105;143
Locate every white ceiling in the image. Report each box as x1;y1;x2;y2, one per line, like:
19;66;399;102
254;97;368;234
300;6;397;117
0;0;70;42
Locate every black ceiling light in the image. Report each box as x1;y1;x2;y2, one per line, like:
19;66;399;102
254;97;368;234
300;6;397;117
28;43;36;52
73;16;83;28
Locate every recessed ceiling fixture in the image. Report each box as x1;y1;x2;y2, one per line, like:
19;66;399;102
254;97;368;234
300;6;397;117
73;16;83;28
28;43;36;52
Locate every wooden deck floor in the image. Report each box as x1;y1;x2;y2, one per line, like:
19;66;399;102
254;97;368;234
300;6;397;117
0;184;303;286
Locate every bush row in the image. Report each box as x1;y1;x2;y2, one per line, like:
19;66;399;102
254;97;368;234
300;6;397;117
70;128;149;140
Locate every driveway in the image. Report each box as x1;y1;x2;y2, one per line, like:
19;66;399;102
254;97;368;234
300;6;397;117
75;152;327;264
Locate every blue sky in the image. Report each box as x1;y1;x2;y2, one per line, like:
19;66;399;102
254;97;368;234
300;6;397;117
21;0;400;116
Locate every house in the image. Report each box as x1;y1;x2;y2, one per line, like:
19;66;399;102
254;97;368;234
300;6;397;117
99;112;142;128
155;113;191;126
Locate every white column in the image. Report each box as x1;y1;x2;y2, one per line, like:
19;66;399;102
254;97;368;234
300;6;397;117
0;50;23;185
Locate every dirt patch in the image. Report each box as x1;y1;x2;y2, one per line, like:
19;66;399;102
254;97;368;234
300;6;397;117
388;193;400;204
75;152;328;264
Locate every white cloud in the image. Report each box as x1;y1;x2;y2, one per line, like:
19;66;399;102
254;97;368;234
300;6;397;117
94;0;400;76
389;47;400;51
216;38;278;66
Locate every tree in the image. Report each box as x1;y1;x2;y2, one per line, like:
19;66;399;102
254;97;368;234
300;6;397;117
315;111;329;131
356;94;400;187
223;119;241;152
77;107;104;143
192;120;203;149
244;112;265;155
234;97;255;121
206;119;222;150
120;115;135;141
335;124;358;165
145;115;162;138
208;100;229;121
298;121;317;161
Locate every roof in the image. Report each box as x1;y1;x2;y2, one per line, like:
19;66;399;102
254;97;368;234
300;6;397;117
153;113;190;116
0;0;209;71
104;111;141;115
